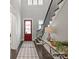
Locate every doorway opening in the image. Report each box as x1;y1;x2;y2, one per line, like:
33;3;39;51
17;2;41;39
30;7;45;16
24;20;32;41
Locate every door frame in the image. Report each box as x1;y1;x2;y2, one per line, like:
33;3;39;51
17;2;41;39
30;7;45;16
24;20;32;41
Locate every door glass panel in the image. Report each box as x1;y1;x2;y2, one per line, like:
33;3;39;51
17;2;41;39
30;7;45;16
25;21;31;34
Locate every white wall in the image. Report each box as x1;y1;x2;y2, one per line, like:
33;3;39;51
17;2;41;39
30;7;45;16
10;0;21;49
43;1;68;54
42;0;68;42
51;0;68;41
21;0;51;40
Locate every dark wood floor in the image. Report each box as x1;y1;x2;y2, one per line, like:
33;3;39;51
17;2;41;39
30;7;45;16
10;41;23;59
10;49;18;59
34;41;54;59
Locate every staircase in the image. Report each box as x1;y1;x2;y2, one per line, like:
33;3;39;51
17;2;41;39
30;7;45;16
35;0;63;42
34;0;66;59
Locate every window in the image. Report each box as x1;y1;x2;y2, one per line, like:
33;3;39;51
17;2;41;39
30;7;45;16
28;0;43;5
28;0;32;5
33;0;37;5
38;20;43;29
38;0;43;5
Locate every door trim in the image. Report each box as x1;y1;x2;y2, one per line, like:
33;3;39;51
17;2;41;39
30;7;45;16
24;20;32;41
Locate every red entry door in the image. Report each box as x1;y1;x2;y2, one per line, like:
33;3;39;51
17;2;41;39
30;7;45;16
24;20;32;41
